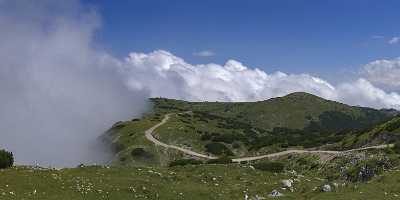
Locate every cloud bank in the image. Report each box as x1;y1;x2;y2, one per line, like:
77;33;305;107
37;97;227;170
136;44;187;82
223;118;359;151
120;50;400;110
0;1;148;167
363;58;400;87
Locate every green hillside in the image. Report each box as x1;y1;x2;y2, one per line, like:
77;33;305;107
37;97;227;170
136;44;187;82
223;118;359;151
107;92;398;166
2;92;400;200
339;116;400;149
152;92;395;131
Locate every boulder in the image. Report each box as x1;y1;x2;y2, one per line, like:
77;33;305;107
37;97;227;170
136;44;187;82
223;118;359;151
281;179;293;188
268;190;283;197
321;184;332;192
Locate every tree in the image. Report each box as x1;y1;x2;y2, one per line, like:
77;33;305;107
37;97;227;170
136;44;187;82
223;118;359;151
0;149;13;169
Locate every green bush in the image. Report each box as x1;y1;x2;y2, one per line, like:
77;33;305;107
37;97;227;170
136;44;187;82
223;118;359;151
232;142;241;149
204;142;234;156
169;159;203;167
131;148;152;159
385;118;400;132
394;141;400;154
212;133;247;144
200;133;212;141
206;156;232;164
253;161;285;173
0;149;13;169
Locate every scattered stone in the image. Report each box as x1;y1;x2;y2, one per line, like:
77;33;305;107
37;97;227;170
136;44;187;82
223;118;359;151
268;190;283;197
281;179;293;188
321;184;332;192
281;179;294;192
253;194;265;200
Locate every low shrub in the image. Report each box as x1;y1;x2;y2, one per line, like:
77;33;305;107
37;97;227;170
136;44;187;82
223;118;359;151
232;142;241;149
206;156;232;164
394;141;400;154
253;161;285;173
200;133;212;141
0;149;13;169
212;133;247;144
204;142;234;156
169;159;203;167
131;148;153;159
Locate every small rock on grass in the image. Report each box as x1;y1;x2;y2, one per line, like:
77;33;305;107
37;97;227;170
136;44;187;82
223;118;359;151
268;189;284;197
321;184;332;192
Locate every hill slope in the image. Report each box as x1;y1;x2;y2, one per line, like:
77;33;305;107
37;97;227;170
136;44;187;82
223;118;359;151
339;116;400;149
152;92;396;131
107;92;398;166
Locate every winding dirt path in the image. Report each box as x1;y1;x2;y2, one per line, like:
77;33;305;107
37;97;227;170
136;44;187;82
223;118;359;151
145;113;394;162
145;114;217;159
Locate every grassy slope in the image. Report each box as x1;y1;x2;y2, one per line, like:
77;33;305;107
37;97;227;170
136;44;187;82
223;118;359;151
1;161;400;200
107;115;184;167
152;92;394;130
108;92;397;164
2;93;400;199
339;116;400;149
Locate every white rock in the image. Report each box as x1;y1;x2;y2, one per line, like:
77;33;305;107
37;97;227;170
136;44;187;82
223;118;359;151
281;179;294;188
322;184;332;192
268;190;283;197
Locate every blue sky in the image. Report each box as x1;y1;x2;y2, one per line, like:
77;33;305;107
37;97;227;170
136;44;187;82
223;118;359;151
84;0;400;82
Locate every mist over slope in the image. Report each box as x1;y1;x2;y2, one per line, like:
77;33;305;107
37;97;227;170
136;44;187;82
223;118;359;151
0;1;149;166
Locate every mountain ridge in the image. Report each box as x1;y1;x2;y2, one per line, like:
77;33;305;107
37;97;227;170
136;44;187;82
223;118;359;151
108;92;399;167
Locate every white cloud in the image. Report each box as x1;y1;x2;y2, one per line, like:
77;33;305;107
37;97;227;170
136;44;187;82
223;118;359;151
363;58;400;86
336;79;400;109
388;37;400;44
371;35;384;39
193;50;215;57
120;50;400;110
0;0;149;167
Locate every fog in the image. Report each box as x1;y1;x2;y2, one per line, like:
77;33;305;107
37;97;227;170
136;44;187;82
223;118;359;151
0;1;149;167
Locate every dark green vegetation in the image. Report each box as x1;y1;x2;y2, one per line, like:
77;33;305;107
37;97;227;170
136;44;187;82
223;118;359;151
253;160;285;173
204;142;233;156
0;149;13;169
168;158;203;167
205;156;232;164
395;141;400;154
338;116;400;150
